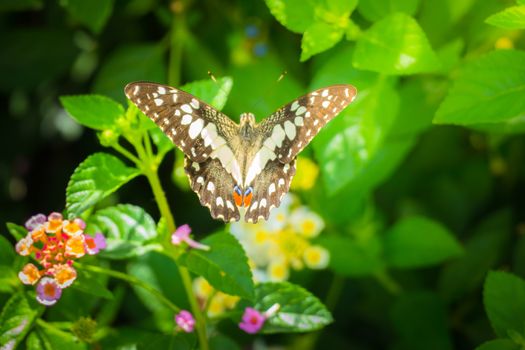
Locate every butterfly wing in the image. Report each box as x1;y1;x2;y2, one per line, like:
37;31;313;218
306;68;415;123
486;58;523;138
244;159;296;223
184;157;240;222
258;84;357;164
124;81;239;166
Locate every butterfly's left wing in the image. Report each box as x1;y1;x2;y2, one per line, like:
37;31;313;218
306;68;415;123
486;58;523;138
257;84;357;164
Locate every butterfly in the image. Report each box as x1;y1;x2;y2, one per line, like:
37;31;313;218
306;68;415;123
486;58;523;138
125;82;357;223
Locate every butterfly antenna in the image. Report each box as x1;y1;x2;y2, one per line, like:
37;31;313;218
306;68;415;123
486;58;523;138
250;70;287;113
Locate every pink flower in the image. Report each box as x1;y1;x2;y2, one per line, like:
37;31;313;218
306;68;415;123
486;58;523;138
175;310;195;333
171;224;210;251
36;277;62;306
239;307;266;334
85;233;107;255
25;214;47;231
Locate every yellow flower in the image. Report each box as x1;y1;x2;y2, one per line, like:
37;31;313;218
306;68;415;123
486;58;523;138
193;277;213;299
495;37;513;49
267;261;289;281
290;156;319;191
18;263;41;285
290;207;325;238
53;264;77;288
65;234;86;258
303;245;330;269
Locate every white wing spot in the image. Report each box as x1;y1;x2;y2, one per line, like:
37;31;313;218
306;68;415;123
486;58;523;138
216;197;224;207
226;200;235;211
181;104;193;114
260;198;267;208
171;128;177;136
250;201;258;211
133;85;140;95
154;98;163;106
314;119;319;126
197;177;204;184
271;124;286;147
192;162;200;171
207;182;215;192
284;120;296;140
344;88;349;97
322;100;330;108
278;178;285;187
172;94;178;103
158;87;166;94
263;137;277;151
190;98;200;109
269;183;276;195
284;164;290;173
188;119;204;139
294;116;304;126
191;147;197;157
291;101;300;111
305;111;311;118
306;130;311;137
175;109;181;116
296;106;306;115
181;114;192;125
322;89;329;97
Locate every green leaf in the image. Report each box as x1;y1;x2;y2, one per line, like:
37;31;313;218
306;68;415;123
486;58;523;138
6;222;26;241
26;331;45;350
319;235;384;276
93;44;166;103
66;153;140;217
0;0;42;12
60;95;124;131
71;269;113;300
313;75;400;195
149;127;174;157
434;50;525;126
182;76;233;111
179;232;254;300
0;292;43;349
486;5;525;29
37;325;87;350
264;0;315;33
383;216;463;269
62;0;113;34
210;334;241;350
0;235;15;265
390;291;453;350
353;13;440;74
0;266;18;293
127;252;188;332
438;210;511;302
87;204;158;259
300;22;344;62
475;339;520;350
484;271;525;338
244;282;332;333
357;0;421;21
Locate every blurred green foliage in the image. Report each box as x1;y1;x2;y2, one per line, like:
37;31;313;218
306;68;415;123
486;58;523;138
2;0;525;349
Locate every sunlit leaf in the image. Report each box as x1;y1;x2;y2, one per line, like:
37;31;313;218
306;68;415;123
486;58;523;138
0;292;43;349
264;0;315;33
60;95;124;131
357;0;421;21
486;5;525;29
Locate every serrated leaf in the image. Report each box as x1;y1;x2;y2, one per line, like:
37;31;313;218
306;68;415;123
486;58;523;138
6;222;26;241
26;331;45;350
486;5;525;29
353;13;440;74
0;292;43;349
71;269;113;300
179;232;254;299
300;22;344;61
60;95;124;131
264;0;316;33
484;271;525;338
475;339;520;350
181;76;233;111
37;325;87;350
86;204;157;259
0;235;16;265
66;153;140;217
383;216;463;269
319;235;384;276
435;50;525;126
244;282;332;333
62;0;113;34
357;0;420;21
0;266;18;293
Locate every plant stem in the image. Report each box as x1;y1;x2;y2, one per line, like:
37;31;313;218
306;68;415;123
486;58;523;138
143;168;209;350
374;270;402;295
168;2;186;86
75;263;179;313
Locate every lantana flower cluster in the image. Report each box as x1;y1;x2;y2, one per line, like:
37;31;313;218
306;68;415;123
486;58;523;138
231;194;329;282
15;212;106;306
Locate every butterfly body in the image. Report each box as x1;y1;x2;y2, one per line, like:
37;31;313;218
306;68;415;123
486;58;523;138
125;82;357;223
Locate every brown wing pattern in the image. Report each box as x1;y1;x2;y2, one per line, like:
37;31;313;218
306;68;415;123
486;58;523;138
125;82;238;163
244;158;296;223
184;157;240;222
258;84;357;164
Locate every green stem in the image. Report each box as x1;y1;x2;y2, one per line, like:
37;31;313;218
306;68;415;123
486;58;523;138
112;142;141;166
168;3;186;86
143;168;209;350
76;263;179;313
374;270;402;295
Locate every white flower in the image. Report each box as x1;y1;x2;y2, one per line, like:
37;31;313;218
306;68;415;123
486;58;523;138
303;245;330;269
290;206;325;238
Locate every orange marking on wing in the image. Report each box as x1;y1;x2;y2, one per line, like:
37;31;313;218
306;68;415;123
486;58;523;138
233;191;243;207
243;192;253;208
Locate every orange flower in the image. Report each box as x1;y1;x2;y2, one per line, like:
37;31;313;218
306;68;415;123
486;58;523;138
18;263;41;285
15;235;33;256
65;234;86;258
53;264;77;288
